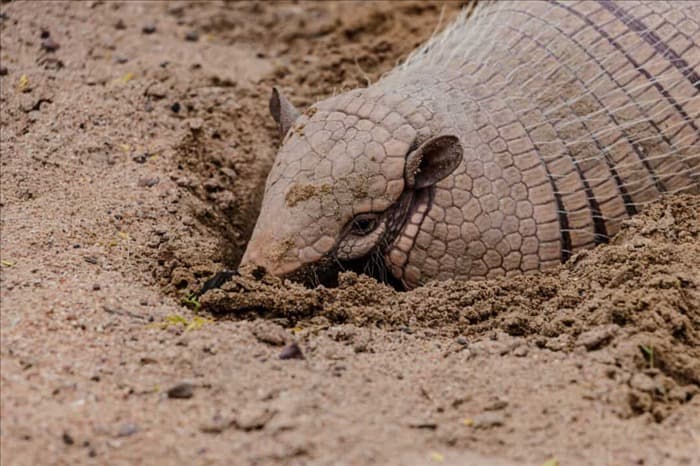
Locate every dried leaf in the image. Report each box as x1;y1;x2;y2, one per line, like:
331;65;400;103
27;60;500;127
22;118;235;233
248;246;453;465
17;74;29;92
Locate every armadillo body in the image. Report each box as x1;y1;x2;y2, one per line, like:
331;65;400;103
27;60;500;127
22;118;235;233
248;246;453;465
242;0;700;289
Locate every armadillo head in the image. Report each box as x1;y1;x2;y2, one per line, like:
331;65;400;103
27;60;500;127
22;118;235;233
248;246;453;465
240;87;463;287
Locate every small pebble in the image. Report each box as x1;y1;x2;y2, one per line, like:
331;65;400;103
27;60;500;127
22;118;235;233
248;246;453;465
167;382;194;399
62;431;74;445
484;399;509;411
185;31;199;42
544;334;571;352
628;390;653;413
456;336;468;346
576;324;619;351
145;83;167;99
629;373;656;393
107;439;122;449
41;38;60;52
668;386;687;402
407;419;438;430
472;412;505;429
353;341;368;353
116;423;138;437
170;102;181;113
203;178;222;192
132;153;147;163
42;56;64;69
115;19;126;30
200;415;230;434
92;283;101;291
252;321;288;346
40;29;50;39
279;342;304;360
114;57;128;64
187;117;203;131
142;24;156;34
0;66;7;76
137;176;159;188
235;407;277;431
220;167;237;180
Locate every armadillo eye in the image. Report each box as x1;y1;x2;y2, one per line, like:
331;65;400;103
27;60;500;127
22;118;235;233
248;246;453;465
350;214;379;236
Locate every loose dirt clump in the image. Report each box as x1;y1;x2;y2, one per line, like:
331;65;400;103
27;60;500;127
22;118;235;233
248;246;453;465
285;183;332;207
203;194;700;420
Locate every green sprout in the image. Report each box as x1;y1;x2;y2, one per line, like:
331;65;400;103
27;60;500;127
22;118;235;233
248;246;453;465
639;344;655;369
182;293;201;312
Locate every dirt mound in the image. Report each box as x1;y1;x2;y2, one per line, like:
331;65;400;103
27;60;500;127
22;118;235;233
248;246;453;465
202;194;700;420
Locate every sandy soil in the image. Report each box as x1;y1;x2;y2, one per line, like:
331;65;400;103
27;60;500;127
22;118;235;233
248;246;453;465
1;1;699;465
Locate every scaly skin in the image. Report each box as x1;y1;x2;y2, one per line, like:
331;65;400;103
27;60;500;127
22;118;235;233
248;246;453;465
242;0;700;289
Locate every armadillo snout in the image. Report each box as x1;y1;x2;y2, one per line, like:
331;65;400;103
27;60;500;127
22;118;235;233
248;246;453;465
240;237;303;278
241;236;344;287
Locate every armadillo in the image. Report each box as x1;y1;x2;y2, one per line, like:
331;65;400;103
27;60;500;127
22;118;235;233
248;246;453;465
241;0;700;289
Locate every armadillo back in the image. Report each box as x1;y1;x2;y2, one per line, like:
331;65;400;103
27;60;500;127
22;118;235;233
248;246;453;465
380;0;699;284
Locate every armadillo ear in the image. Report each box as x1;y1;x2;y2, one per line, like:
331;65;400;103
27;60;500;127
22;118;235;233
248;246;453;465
269;87;301;138
405;135;463;189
